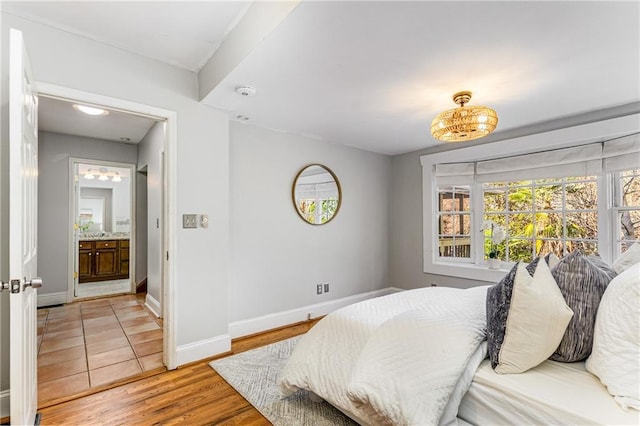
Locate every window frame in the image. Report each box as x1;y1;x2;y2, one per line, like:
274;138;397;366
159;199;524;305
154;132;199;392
612;169;640;254
437;176;602;265
420;115;640;282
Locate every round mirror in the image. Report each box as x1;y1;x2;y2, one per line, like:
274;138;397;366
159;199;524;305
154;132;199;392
292;164;342;225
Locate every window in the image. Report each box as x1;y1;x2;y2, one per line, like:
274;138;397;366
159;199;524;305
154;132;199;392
297;197;339;224
428;132;640;274
437;186;471;258
615;168;640;254
482;176;598;263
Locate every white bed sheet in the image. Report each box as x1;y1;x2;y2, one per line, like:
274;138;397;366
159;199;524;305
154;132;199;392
458;359;640;425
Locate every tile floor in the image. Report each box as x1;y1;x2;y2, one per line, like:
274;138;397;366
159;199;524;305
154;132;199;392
37;294;164;405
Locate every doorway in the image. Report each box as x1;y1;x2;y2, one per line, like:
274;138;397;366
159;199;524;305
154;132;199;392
33;84;177;403
72;160;136;299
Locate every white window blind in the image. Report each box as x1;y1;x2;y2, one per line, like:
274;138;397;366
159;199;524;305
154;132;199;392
476;144;602;182
435;135;640;183
603;133;640;172
434;162;474;185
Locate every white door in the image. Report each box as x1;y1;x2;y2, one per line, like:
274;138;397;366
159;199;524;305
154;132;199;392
9;28;41;426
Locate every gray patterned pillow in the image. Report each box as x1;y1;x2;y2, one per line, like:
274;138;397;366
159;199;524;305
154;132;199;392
486;264;519;369
526;253;561;275
550;251;617;362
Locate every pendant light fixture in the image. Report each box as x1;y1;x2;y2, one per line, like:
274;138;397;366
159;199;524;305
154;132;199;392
431;91;498;142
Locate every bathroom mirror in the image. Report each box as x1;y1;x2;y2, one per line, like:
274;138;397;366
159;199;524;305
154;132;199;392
292;164;342;225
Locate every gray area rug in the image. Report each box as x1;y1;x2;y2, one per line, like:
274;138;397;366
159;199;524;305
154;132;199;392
210;335;358;425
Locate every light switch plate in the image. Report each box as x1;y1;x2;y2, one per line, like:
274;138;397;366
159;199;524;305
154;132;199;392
183;214;197;228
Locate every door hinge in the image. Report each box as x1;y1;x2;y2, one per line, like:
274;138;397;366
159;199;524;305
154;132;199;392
74;271;78;279
166;251;169;261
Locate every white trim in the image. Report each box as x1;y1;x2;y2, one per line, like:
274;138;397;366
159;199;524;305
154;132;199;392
68;158;136;300
145;293;161;318
176;335;231;367
36;292;67;308
0;389;10;419
228;287;403;339
36;82;178;371
420;114;640;281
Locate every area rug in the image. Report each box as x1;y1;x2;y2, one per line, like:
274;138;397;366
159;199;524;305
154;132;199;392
209;335;358;425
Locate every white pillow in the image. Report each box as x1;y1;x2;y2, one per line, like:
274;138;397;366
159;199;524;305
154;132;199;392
586;262;640;411
494;261;574;374
612;243;640;274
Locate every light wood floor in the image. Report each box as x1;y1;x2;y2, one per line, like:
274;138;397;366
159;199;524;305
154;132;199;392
37;319;320;425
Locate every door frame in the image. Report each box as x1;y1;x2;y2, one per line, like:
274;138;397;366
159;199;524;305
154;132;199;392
68;158;137;298
37;82;178;370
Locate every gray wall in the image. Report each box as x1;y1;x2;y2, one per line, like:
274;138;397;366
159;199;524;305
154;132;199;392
229;123;391;321
389;151;489;290
37;131;137;297
2;12;231;402
136;122;164;311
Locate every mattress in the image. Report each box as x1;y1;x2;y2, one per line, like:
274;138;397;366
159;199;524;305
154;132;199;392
458;359;640;425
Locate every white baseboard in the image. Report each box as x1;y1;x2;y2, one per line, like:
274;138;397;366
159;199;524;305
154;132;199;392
37;291;67;308
145;293;161;318
228;286;403;339
0;389;9;419
176;334;231;367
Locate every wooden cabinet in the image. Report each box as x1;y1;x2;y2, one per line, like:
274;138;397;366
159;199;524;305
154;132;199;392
78;241;94;282
94;240;118;278
119;239;130;276
79;239;130;283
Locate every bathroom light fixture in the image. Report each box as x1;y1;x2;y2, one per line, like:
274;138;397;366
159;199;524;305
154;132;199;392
431;91;498;142
73;104;109;116
82;167;122;182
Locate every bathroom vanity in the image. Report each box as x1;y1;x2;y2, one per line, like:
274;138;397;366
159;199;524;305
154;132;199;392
79;234;129;283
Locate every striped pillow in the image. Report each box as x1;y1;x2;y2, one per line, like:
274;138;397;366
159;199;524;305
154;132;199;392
550;251;617;362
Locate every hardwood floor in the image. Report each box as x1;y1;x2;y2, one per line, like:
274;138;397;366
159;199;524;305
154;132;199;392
38;319;320;425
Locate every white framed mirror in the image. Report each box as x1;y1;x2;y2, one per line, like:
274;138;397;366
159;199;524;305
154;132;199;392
292;164;342;225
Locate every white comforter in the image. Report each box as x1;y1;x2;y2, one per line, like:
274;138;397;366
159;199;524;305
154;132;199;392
279;286;489;425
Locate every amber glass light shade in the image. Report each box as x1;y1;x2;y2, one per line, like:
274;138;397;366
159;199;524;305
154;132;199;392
431;91;498;142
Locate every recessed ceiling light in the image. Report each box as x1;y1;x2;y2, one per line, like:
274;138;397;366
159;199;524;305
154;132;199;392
73;104;109;116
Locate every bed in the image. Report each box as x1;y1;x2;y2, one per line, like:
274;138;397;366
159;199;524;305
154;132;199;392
278;258;640;425
459;358;638;425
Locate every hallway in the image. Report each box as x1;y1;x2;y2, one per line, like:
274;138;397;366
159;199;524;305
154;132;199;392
36;294;164;406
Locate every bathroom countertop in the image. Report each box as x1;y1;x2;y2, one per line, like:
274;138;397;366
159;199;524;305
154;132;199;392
79;233;130;241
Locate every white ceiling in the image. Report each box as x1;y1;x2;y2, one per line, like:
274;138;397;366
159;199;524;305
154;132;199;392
204;1;640;155
39;96;159;144
5;1;639;156
2;1;251;72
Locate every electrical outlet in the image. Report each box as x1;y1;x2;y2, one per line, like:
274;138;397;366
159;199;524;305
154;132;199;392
182;214;197;228
200;214;209;228
316;284;323;295
323;283;329;293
